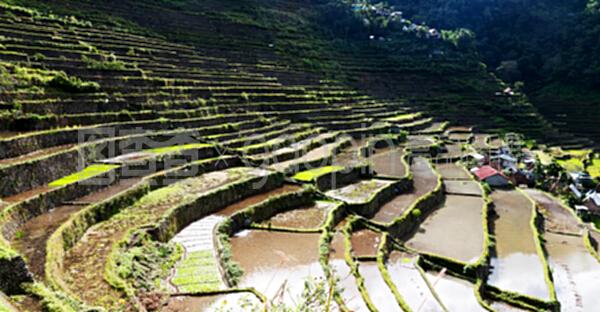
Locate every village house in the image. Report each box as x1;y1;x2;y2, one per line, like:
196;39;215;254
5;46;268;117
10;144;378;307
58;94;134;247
472;165;510;187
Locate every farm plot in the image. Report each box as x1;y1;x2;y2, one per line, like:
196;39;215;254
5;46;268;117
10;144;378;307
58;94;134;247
488;190;550;300
373;157;438;223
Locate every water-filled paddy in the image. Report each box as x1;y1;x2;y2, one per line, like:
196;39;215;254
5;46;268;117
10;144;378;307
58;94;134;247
369;147;406;177
444;180;482;196
526;189;600;310
373;157;437;223
260;200;333;229
435;162;471;180
231;230;323;305
351;229;381;257
407;195;484;262
423;271;486;312
488;190;549;299
164;292;262;311
357;261;402;312
386;252;443;311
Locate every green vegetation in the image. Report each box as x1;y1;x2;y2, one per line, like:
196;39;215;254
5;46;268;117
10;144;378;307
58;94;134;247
48;164;119;187
588;159;600;178
384;112;422;122
144;143;212;154
0;62;100;94
170;250;223;292
82;54;128;71
293;165;345;182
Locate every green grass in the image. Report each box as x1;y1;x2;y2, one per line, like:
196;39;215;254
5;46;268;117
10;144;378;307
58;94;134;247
593;217;600;230
48;164;119;187
292;165;345;182
535;151;553;165
171;249;223;293
557;158;585;172
144;143;212;154
588;159;600;178
384;112;422;122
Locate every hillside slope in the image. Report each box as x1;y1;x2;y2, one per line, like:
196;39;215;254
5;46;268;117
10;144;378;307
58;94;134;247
1;0;589;148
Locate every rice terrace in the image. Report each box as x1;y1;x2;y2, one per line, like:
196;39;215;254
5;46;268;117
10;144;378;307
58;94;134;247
0;0;599;311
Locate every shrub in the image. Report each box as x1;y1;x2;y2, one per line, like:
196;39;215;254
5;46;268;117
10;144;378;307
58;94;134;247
48;72;100;93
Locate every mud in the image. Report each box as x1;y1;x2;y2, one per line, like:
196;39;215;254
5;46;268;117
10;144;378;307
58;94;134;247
351;229;381;257
217;184;302;217
325;179;393;204
261;201;332;229
11;179;139;278
0;144;75;165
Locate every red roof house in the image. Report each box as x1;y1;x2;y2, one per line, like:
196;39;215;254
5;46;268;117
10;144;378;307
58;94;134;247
473;166;510;187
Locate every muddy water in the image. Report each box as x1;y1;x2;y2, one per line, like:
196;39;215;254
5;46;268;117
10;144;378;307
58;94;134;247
525;189;582;234
369;147;405;177
386;252;443;311
332;138;366;166
231;230;323;306
440;143;463;158
11;179;139;279
217;184;302;217
373;157;437;224
0;144;75;165
544;233;600;311
448;133;471;142
526;190;600;311
351;229;381;257
435;162;471;180
1;185;54;205
262;201;332;229
405;135;435;148
62;168;257;308
488;190;549;299
444;180;482;196
423;271;485;312
358;261;402;312
407;195;484;263
164;293;262;312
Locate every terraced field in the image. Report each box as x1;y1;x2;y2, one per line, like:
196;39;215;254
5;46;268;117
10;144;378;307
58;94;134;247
0;2;599;312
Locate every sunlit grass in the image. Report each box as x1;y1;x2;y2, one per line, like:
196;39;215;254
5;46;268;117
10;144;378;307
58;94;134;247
588;159;600;178
144;143;212;154
48;164;119;187
293;165;345;181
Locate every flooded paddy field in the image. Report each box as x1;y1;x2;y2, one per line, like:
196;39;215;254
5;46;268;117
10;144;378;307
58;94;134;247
357;261;402;312
407;195;485;263
373;157;437;223
526;189;600;310
259;200;334;229
368;147;406;177
231;230;323;306
488;189;550;299
165;292;262;311
386;252;444;311
444;180;482;196
351;229;381;257
435;162;472;180
423;271;486;312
